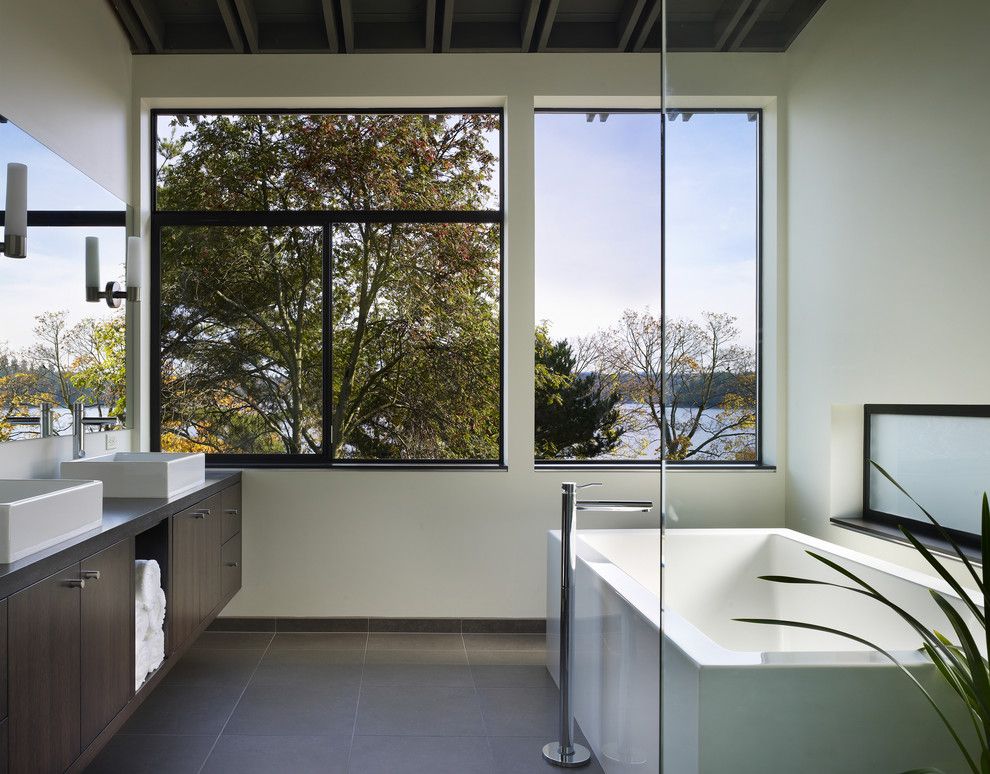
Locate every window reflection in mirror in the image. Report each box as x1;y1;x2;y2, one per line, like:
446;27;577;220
0;120;127;442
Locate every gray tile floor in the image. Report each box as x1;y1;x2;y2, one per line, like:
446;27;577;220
85;631;605;774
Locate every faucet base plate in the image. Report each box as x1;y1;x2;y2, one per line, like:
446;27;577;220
542;742;592;768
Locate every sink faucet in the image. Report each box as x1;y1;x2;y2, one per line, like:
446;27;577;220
543;482;653;769
72;402;121;459
6;401;54;438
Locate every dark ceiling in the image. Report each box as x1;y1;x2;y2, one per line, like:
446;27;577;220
106;0;827;54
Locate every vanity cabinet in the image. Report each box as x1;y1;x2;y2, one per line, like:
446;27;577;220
8;538;133;772
0;476;241;773
79;540;134;748
170;485;240;654
8;565;83;773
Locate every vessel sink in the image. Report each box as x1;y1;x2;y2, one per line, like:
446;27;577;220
61;452;206;499
0;479;103;563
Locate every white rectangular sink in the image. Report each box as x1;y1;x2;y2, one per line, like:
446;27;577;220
0;480;104;563
61;452;206;499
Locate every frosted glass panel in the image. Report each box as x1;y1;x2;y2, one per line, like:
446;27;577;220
869;412;990;534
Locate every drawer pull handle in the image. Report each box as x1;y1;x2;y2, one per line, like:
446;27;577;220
64;579;86;589
225;509;240;516
192;509;211;518
81;570;101;581
225;561;240;568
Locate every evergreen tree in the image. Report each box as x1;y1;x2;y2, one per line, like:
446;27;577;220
535;325;624;459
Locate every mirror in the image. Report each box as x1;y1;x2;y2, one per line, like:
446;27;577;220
0;118;128;442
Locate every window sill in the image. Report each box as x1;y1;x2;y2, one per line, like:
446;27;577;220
830;516;980;564
205;460;508;471
534;462;776;472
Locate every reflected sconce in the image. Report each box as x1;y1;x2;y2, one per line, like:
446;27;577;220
1;162;27;259
86;235;142;307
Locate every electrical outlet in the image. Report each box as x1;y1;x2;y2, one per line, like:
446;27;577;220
105;433;119;450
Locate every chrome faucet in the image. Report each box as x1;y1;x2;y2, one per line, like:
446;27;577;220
543;482;653;769
6;401;54;438
72;402;121;459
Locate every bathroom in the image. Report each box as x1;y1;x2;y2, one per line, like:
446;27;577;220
0;0;987;771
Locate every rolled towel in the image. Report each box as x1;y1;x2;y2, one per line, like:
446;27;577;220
135;646;151;691
149;587;166;630
145;627;165;673
135;604;151;640
135;560;161;607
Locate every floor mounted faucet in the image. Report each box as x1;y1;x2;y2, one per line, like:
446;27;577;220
543;482;653;769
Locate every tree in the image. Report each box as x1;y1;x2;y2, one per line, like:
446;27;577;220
156;113;501;459
70;317;127;418
535;324;625;459
593;308;756;461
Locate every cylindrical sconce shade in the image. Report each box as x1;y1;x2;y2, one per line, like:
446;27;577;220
5;162;27;238
85;236;100;290
126;236;142;290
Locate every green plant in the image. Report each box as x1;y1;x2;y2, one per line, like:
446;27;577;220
736;462;989;774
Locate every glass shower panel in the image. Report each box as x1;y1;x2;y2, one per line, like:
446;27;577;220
661;1;990;773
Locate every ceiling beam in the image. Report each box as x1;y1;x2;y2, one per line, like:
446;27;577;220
713;0;753;51
440;0;454;52
232;0;260;52
520;0;540;52
339;0;355;53
535;0;560;52
130;0;166;52
631;0;660;52
778;0;827;49
320;0;340;52
616;0;648;52
105;0;150;53
216;0;246;52
728;0;771;51
425;0;437;52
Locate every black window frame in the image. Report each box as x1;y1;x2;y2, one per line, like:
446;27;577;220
532;106;765;469
149;107;506;469
862;404;988;550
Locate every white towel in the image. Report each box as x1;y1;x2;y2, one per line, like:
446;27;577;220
135;604;151;639
135;646;151;691
145;627;165;673
148;587;166;630
134;560;161;607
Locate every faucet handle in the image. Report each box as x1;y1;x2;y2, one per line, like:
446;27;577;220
576;482;603;489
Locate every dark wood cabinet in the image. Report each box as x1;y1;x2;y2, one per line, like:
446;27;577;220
9;565;82;773
221;485;242;543
200;493;223;620
221;533;242;601
80;539;135;748
170;504;202;652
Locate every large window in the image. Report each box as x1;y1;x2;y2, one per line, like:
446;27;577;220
535;109;761;465
152;111;503;465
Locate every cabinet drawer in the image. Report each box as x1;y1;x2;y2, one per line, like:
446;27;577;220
221;534;242;601
0;599;6;721
221;485;242;543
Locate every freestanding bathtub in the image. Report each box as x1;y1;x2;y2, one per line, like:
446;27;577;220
547;528;977;774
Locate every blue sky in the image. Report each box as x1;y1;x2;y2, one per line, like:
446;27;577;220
535;111;758;348
0;123;125;352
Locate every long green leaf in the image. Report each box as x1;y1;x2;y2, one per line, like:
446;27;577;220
871;460;984;594
735;617;978;774
930;591;990;742
924;642;988;751
901;527;986;626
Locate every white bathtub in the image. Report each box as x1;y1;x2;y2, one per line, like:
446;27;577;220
547;527;977;774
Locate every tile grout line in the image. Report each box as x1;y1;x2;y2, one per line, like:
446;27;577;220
194;632;276;774
343;631;370;774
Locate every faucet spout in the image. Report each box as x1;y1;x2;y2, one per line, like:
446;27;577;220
576;500;653;512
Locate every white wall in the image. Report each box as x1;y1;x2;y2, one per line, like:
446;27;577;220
783;0;990;572
0;0;134;478
0;0;132;201
131;53;786;617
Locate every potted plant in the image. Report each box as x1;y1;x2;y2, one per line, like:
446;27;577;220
737;462;989;774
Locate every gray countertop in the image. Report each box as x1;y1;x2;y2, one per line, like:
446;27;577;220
0;469;241;599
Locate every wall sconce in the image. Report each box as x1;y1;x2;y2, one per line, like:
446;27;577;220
1;162;27;259
86;235;142;307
